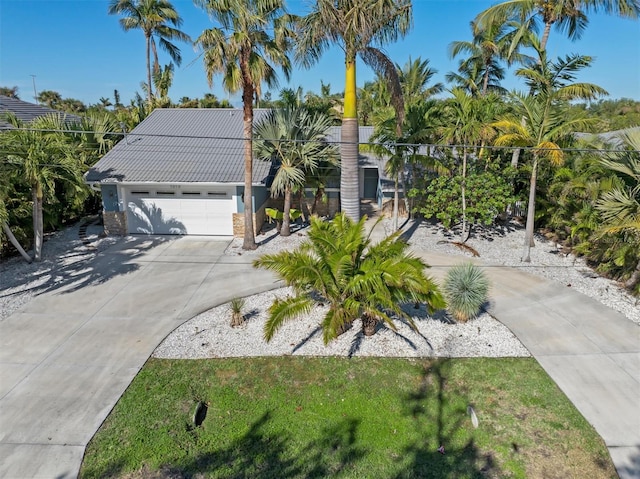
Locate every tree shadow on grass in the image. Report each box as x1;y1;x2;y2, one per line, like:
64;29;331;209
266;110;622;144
394;359;502;479
84;412;366;479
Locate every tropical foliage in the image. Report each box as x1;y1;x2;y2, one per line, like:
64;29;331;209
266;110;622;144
492;45;606;261
254;106;337;236
295;0;413;220
108;0;191;103
194;0;294;250
253;213;445;343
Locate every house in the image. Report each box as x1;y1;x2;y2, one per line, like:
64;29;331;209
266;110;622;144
0;95;82;129
85;108;396;237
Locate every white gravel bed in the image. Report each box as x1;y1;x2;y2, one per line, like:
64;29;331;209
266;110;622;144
2;215;637;363
153;287;530;359
223;217;639;325
397;219;640;325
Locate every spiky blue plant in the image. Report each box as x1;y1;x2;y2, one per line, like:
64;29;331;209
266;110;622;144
443;262;489;322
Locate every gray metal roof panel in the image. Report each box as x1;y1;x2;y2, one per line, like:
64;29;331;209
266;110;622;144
86;108;272;184
0;95;82;128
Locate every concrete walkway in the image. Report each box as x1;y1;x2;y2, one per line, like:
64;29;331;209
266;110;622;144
0;231;638;478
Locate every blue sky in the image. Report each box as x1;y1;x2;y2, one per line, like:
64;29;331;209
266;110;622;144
1;0;639;107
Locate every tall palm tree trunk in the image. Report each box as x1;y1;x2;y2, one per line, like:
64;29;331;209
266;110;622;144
2;222;32;263
145;33;153;103
522;157;539;262
32;184;43;262
241;53;257;250
461;147;468;243
281;187;292;237
540;21;553;52
341;58;360;220
392;176;399;231
624;259;640;291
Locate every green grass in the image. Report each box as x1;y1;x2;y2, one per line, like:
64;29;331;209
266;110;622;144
80;357;617;479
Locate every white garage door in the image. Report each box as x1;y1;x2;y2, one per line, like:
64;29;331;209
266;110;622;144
126;189;234;235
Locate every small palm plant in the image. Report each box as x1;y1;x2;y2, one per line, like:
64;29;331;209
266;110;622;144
443;262;490;322
254;213;445;344
229;297;245;327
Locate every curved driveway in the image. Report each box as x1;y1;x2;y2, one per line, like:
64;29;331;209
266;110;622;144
0;234;638;479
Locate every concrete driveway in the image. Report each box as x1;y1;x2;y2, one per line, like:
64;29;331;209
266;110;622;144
0;235;282;479
1;232;638;479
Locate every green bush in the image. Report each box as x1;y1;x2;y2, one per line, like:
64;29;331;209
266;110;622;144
444;262;490;322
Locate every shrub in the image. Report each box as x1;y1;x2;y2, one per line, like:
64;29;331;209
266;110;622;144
444;263;489;322
230;297;245;327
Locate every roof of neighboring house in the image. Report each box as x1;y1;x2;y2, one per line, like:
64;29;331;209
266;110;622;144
0;95;81;129
575;126;640;147
86;108;274;185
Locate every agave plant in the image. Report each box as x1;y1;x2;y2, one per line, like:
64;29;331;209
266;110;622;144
443;262;490;322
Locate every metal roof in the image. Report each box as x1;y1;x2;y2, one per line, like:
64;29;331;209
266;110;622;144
0;95;82;129
85;108;273;184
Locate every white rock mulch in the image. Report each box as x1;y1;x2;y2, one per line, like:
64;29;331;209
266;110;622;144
3;216;637;361
152;287;530;359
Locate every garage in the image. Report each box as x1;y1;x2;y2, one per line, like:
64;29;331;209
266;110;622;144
125;188;234;236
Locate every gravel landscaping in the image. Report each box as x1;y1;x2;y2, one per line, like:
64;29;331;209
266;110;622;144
2;216;637;361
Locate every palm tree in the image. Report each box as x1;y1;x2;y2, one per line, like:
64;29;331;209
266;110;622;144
37;90;62;108
398;56;444;105
596;130;640;290
296;0;413;221
254;106;337;236
108;0;191;103
254;213;445;343
449;20;531;96
151;63;174;107
440;88;498;242
475;0;640;53
0;86;19;99
493;49;606;261
0;113;83;261
194;0;294;250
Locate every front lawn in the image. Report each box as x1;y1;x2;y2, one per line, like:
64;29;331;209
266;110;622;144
80;357;616;478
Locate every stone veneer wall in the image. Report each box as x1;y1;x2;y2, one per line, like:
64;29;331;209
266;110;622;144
232;205;267;238
103;211;127;236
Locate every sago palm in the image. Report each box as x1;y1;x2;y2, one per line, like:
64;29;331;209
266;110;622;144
194;0;295;250
254;213;445;344
296;0;412;220
253;106;337;236
108;0;190;103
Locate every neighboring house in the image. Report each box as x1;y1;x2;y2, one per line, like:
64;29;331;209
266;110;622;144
575;126;640;147
0;95;81;129
85;108;396;237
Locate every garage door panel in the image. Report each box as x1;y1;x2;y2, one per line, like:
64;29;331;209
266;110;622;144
126;193;234;236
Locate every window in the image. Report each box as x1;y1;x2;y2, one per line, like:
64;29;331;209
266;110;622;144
130;190;150;196
182;191;202;197
156;191;175;196
207;192;227;197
